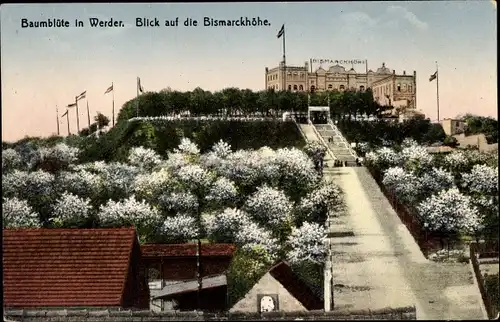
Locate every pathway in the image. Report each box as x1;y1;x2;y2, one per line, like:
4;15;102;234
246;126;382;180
324;166;487;320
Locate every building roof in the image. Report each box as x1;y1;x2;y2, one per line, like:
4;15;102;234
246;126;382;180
3;228;137;308
426;146;455;153
268;261;323;310
152;274;227;299
141;243;236;258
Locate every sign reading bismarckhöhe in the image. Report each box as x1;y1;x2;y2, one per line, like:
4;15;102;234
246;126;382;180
311;59;366;65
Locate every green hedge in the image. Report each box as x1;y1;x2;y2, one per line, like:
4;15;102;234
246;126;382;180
336;117;446;146
485;273;500;313
77;119;306;163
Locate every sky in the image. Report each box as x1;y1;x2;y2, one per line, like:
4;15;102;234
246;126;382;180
1;1;497;142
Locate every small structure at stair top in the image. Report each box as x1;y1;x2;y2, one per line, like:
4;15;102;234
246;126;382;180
308;106;330;124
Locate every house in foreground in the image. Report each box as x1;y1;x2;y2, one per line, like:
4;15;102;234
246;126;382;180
230;261;324;313
2;228;149;310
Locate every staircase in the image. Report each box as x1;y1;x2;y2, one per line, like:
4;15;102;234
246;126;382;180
314;121;358;165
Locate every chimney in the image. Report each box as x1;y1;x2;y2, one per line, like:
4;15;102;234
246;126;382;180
265;67;269;73
393;70;395;75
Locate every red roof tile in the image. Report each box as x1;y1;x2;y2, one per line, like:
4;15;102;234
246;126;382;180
3;228;137;308
269;261;324;310
141;243;236;257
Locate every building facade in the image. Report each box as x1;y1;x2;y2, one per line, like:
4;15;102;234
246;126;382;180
440;118;467;136
265;61;417;113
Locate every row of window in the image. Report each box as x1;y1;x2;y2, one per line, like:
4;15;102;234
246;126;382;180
375;83;413;97
267;73;307;81
267;84;366;92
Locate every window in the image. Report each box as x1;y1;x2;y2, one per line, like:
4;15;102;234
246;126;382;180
328;84;333;90
288;85;292;91
299;85;304;91
397;84;401;92
339;85;345;91
293;85;298;91
408;85;413;93
360;85;365;91
403;84;407;91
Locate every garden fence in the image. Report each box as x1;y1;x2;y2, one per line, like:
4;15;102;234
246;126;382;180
470;242;498;319
365;165;438;257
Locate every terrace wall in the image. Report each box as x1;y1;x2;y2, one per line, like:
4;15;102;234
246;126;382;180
4;306;417;321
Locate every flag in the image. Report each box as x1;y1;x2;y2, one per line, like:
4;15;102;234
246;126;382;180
137;77;144;93
61;110;68;117
104;84;113;94
277;24;284;38
429;71;437;82
67;103;77;108
76;91;87;101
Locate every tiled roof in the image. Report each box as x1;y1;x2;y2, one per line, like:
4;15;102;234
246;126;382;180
269;261;324;310
3;228;137;308
141;243;236;257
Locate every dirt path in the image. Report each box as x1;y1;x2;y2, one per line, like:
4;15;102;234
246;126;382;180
324;166;487;320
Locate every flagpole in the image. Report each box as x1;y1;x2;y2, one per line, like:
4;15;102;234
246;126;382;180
436;61;440;122
75;96;80;133
66;111;71;136
136;77;139;117
283;24;286;92
112;82;115;127
56;106;60;136
87;100;91;128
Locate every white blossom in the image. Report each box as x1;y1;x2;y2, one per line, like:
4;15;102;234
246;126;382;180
98;195;162;242
70;161;108;174
13;142;38;170
304;141;327;165
160;213;199;242
420;167;456;197
366;147;402;170
401;138;419;148
287;222;327;264
235;221;280;259
52;192;92;226
400;145;434;171
417;188;481;235
382;167;424;205
133;168;171;201
299;181;344;218
273;148;319;187
175;165;214;192
163;152;191;172
159;191;199;213
99;162;140;198
211;140;232;158
244;185;293;227
23;170;56;199
203;208;252;242
2;149;22;172
175;137;200;155
356;142;371;154
464;150;491;166
128;146;162;170
56;170;101;197
443;151;469;172
38;143;80;170
2;197;40;228
2;170;29;198
205;177;239;205
199;151;224;170
462;164;498;196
